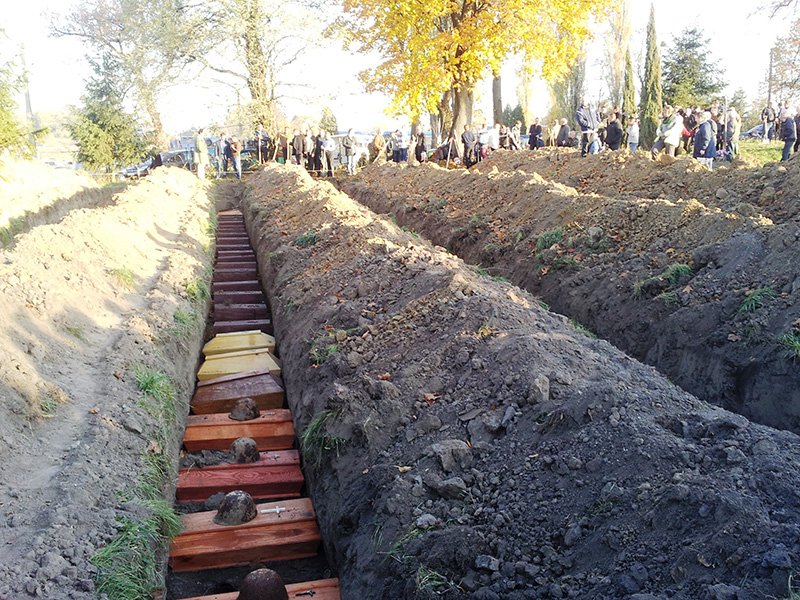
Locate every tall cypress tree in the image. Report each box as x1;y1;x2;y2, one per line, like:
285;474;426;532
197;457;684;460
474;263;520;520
639;4;662;149
622;48;636;125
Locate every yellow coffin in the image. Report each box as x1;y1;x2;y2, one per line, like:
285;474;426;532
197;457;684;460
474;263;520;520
197;349;281;381
202;330;276;357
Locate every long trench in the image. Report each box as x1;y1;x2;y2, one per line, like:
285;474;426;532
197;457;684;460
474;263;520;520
164;209;338;600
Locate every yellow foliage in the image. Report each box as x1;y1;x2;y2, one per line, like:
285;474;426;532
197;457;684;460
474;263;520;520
340;0;611;120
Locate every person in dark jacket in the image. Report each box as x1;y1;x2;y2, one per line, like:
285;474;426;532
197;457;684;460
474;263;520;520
762;103;777;142
556;119;570;147
291;129;304;165
793;109;800;154
782;113;797;161
575;99;600;156
414;134;427;162
528;118;542;150
693;111;716;170
461;125;476;166
605;114;623;150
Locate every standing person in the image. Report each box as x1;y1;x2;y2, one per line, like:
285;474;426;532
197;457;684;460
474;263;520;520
549;120;560;146
509;121;521;150
477;124;490;161
216;133;228;178
313;131;324;175
369;129;386;162
390;131;401;162
414;133;427;162
461;125;476;166
781;111;797;161
397;130;409;162
528;118;542;150
761;102;776;143
230;136;242;179
794;107;800;154
291;129;304;165
277;128;289;164
223;137;234;177
322;131;336;176
605;114;623;150
343;128;357;175
575;99;600;156
693;111;716;170
626;117;640;152
651;105;682;159
556;118;570;147
499;124;509;149
488;123;501;152
726;107;742;159
194;128;209;179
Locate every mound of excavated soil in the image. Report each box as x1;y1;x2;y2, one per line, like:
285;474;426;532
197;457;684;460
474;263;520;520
244;164;800;600
0;167;213;599
340;154;800;435
0;159;102;234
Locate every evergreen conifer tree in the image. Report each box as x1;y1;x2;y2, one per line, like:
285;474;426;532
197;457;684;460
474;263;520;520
639;4;662;149
622;48;636;125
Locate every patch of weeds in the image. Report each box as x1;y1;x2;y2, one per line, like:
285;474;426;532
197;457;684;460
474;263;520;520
133;366;176;420
383;526;425;564
310;343;339;366
657;291;679;306
433;198;448;211
401;226;420;239
476;320;495;339
38;394;60;417
205;209;218;237
185;279;209;304
570;319;597;339
294;230;318;248
415;565;454;594
663;263;693;285
491;275;510;284
634;263;693;299
475;265;489;277
285;298;298;313
536;227;564;251
65;324;87;342
300;410;347;469
170;308;196;339
779;332;800;360
483;242;500;254
550;256;580;270
112;267;136;290
513;229;527;246
538;300;550;311
739;287;776;314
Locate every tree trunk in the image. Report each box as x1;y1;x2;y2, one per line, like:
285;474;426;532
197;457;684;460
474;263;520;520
138;84;166;147
467;89;474;125
492;74;502;125
449;86;471;158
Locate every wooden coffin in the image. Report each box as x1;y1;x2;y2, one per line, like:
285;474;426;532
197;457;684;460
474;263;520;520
169;498;321;572
212;290;265;304
191;370;284;414
213;319;273;335
213;303;269;322
183;409;295;451
179;578;341;600
197;349;280;381
213;267;258;282
177;450;303;502
212;280;261;293
203;331;276;357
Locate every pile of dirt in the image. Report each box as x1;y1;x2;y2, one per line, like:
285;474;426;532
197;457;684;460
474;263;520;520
340;153;800;434
0;167;214;599
0;159;110;242
243;163;800;600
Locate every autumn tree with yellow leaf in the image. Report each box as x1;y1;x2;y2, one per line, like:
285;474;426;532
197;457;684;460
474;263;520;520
340;0;610;152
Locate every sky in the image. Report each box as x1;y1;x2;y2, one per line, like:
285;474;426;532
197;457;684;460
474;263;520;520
3;0;790;137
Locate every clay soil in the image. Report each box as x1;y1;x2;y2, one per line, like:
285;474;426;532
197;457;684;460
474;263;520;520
340;149;800;433
242;164;800;600
0;167;214;599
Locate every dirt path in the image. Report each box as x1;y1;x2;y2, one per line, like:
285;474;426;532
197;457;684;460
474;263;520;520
340;155;800;434
0;168;214;599
242;164;800;600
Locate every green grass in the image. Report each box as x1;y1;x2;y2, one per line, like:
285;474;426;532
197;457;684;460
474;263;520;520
739;138;783;166
170;308;196;339
38;394;60;417
570;319;597;339
300;410;347;469
401;226;420;239
779;332;800;360
294;230;318;248
475;265;489;277
185;279;209;304
657;291;680;306
739;287;776;314
65;324;87;342
663;263;693;285
309;342;339;366
536;227;564;251
415;565;453;594
111;267;136;290
93;367;182;599
538;300;550;311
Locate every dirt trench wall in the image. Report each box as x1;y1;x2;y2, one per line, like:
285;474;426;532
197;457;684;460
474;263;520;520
245;164;800;600
339;158;800;434
0;168;214;599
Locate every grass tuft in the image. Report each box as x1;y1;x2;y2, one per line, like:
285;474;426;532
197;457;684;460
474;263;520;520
663;263;693;285
739;287;776;314
169;308;196;339
300;410;347;469
294;230;318;248
570;319;597;339
185;279;209;304
476;320;495;339
112;267;136;290
536;227;564;251
415;565;454;594
779;332;800;360
65;324;88;342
